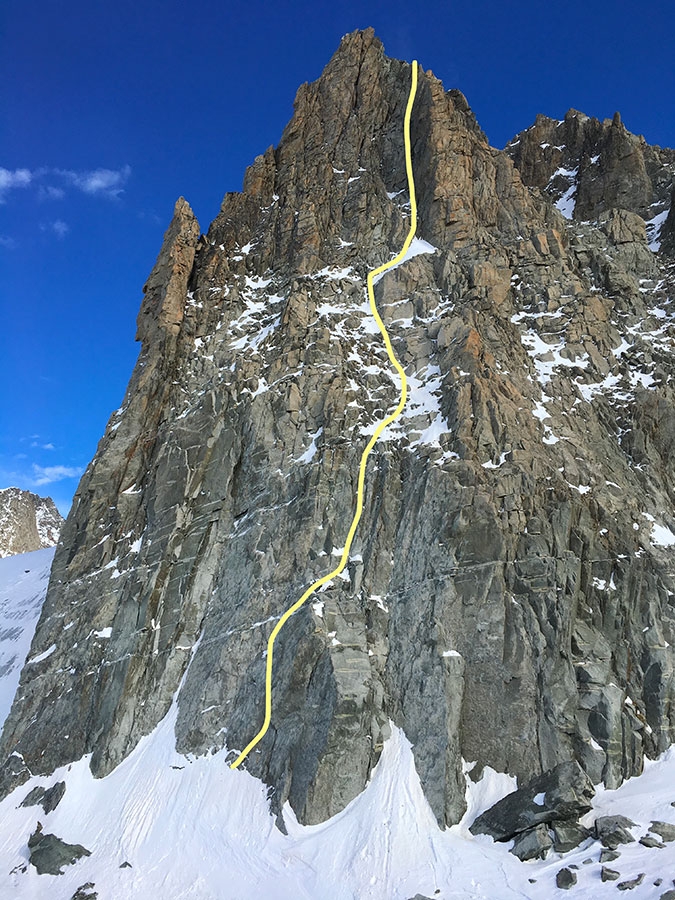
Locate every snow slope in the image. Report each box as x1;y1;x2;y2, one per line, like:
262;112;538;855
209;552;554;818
1;551;675;899
0;548;55;725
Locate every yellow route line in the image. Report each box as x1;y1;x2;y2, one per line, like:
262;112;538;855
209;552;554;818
230;60;419;771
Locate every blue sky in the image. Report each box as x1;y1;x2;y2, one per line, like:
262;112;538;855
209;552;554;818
2;0;674;516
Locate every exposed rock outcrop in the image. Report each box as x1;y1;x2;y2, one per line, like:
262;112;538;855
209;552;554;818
0;29;674;835
505;108;675;253
20;781;66;814
27;823;91;875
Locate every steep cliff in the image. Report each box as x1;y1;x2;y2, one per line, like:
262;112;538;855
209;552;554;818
1;29;674;834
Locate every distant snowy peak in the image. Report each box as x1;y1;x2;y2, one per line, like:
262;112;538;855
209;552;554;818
0;488;64;558
506;107;675;247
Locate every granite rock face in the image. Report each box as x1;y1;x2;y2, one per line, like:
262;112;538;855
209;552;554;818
1;29;675;830
0;488;63;558
505;108;675;254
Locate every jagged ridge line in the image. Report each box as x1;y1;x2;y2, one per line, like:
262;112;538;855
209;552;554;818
230;60;419;770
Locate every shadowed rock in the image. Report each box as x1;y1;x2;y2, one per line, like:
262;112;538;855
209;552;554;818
594;815;637;849
506;107;675;249
28;823;91;876
470;760;594;841
552;821;591;852
20;781;66;814
556;867;577;889
511;824;552;860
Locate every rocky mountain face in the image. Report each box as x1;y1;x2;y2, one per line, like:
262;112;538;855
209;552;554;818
1;28;674;834
505;108;675;250
0;488;63;558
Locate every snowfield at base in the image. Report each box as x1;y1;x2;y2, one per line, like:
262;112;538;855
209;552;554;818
2;557;675;898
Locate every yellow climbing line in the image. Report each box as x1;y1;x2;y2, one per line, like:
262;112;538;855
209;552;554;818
229;60;419;771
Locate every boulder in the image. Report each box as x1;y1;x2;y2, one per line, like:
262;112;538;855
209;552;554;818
511;824;552;861
470;761;594;841
599;209;647;245
640;834;665;848
617;873;645;891
650;820;675;842
593;815;636;849
601;867;620;881
556;868;577;889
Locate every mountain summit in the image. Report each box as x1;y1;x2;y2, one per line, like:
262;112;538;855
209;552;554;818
1;28;674;841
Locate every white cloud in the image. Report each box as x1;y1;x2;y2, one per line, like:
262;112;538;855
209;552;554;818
0;164;131;204
57;164;131;197
40;219;69;238
39;185;65;200
0;235;17;249
0;168;32;201
31;464;83;486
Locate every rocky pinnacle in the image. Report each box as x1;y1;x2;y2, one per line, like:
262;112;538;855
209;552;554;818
0;29;674;831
